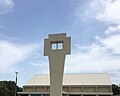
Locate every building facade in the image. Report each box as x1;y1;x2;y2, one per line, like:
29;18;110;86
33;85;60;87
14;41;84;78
18;73;113;96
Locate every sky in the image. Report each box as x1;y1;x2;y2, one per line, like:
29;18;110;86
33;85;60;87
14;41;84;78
0;0;120;86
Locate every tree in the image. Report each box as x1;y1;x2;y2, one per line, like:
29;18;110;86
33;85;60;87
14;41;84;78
0;81;22;96
112;84;120;95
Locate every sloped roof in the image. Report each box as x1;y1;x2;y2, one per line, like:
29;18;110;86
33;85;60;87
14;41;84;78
24;73;111;86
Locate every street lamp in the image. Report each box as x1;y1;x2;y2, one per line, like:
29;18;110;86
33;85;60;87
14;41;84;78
15;71;19;96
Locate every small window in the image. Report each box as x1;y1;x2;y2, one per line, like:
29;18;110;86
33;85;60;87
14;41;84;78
58;42;63;49
51;41;63;50
52;43;57;50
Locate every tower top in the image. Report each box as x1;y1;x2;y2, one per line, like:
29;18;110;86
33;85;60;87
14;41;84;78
44;33;71;56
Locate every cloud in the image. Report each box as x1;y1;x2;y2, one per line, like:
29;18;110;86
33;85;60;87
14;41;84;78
66;43;120;72
73;0;120;84
65;26;120;84
96;0;120;23
98;35;120;54
0;40;39;73
78;0;120;23
0;0;14;14
105;24;120;35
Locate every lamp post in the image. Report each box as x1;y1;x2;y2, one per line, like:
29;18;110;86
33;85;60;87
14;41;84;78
15;71;19;96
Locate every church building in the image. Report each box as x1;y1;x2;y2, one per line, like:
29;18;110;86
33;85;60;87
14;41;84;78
18;33;113;96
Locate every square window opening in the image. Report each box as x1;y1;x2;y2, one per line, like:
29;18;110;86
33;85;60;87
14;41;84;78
52;43;57;50
51;41;63;50
58;43;63;50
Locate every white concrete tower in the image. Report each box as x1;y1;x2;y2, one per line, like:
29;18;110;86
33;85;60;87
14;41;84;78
44;33;71;96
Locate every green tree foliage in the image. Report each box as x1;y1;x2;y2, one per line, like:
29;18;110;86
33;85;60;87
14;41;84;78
112;84;120;95
0;81;22;96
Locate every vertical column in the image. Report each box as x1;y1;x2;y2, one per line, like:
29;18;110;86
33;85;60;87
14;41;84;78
96;87;98;92
33;86;35;92
82;86;84;92
69;86;71;92
45;86;47;92
44;33;71;96
110;86;112;92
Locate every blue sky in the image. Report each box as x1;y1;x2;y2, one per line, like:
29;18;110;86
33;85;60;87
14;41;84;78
0;0;120;86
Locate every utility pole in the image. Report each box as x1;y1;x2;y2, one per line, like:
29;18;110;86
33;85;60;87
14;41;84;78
15;71;19;96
